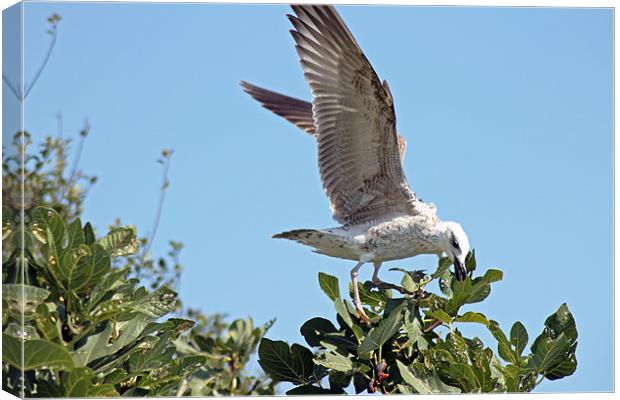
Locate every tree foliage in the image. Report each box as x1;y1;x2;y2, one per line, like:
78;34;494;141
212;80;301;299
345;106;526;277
2;12;578;396
2;131;276;397
258;255;578;394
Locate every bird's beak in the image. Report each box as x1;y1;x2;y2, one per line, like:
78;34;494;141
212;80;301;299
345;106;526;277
453;257;467;281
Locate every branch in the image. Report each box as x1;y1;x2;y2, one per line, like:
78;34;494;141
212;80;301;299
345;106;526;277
2;74;21;99
59;120;90;204
140;149;174;265
22;18;59;99
3;14;60;102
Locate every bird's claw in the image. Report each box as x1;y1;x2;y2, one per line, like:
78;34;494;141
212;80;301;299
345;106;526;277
355;305;371;326
371;280;416;296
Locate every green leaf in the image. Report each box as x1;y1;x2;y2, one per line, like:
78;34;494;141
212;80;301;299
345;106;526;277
544;353;577;380
62;367;93;397
446;332;470;364
127;286;178;318
67;218;85;248
467;269;503;304
318;272;340;302
403;310;427;350
70;243;110;293
286;384;344;395
83;222;96;244
465;250;477;274
97;226;138;256
358;302;405;354
329;370;352;390
258;338;314;385
442;363;480;392
455;312;489;326
300;317;338;347
314;351;353;373
542;303;578;343
334;299;355;330
3;334;74;370
4;323;40;340
396;360;460;394
73;315;150;366
2;206;14;240
425;309;452;324
530;333;570;374
488;320;519;365
3;283;50;317
351;281;388;308
31;207;65;248
432;257;453;279
510;321;528;357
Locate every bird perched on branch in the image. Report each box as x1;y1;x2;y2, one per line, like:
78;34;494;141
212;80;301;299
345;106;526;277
241;5;470;324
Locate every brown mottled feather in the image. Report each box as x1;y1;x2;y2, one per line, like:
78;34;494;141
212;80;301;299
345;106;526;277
289;5;418;225
240;80;408;164
240;81;316;135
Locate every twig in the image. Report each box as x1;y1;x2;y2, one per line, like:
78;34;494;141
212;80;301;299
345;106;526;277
59;120;90;204
140;150;174;265
2;74;21;99
3;15;60;102
423;320;443;333
22;19;59;99
57;112;63;138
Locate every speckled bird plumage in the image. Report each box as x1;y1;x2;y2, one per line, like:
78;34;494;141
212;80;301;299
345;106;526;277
241;5;471;323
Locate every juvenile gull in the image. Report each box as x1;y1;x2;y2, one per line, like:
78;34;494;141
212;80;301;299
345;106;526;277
242;5;471;324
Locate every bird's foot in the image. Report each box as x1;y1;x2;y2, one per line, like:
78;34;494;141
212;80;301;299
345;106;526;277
355;304;371;326
371;279;416;296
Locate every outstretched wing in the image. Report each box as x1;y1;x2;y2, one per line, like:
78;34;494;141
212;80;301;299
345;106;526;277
240;80;409;163
289;5;418;225
240;81;316;134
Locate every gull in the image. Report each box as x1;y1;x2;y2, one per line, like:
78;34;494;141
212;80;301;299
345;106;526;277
241;5;471;324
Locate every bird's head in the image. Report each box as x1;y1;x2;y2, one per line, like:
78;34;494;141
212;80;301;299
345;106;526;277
437;221;470;281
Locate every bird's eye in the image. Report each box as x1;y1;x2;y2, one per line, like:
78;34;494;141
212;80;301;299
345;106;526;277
452;239;460;249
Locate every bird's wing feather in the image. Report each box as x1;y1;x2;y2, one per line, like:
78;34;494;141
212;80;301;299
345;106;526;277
289;5;417;224
240;81;316;134
240;80;408;163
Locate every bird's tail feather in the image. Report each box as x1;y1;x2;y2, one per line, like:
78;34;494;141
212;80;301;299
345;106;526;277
272;228;359;260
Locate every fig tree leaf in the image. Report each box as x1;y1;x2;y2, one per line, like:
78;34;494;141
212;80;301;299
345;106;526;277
31;207;65;247
488;320;519;365
3;283;50;316
286;384;344;395
258;338;314;385
396;360;460;394
314;350;353;373
358;302;404;354
3;333;74;371
510;321;528;357
300;317;338;347
67;218;86;249
543;303;577;343
318;272;340;302
97;226;137;256
62;367;93;397
455;312;489;326
529;333;570;374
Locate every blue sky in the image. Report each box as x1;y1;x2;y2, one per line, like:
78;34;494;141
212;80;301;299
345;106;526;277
5;3;613;393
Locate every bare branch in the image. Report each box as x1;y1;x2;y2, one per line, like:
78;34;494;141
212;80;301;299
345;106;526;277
2;74;21;99
140;149;174;265
59;119;90;204
23;18;59;99
3;14;60;102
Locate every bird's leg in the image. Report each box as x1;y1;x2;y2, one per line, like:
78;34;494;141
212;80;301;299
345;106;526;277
370;262;415;295
371;261;385;286
350;261;370;325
